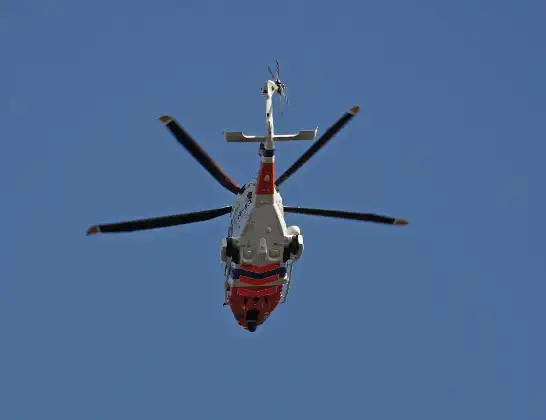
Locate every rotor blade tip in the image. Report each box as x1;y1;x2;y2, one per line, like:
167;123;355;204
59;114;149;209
159;115;173;125
87;226;101;235
349;105;360;115
394;218;408;226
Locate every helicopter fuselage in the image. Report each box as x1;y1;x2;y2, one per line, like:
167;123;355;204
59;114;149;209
221;167;303;332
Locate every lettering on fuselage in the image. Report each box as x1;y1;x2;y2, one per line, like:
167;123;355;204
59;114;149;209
228;184;255;238
227;213;234;237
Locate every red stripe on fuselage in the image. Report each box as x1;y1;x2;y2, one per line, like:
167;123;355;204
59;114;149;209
238;276;278;285
236;286;279;297
256;162;275;195
238;263;281;285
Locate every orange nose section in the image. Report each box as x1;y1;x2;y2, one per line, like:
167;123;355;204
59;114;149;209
228;288;282;331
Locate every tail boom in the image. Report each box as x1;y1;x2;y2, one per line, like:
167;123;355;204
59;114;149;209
256;149;275;195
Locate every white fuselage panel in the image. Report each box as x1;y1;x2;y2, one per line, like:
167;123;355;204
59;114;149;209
228;182;288;266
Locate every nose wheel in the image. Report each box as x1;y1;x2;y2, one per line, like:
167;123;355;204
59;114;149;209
246;309;259;332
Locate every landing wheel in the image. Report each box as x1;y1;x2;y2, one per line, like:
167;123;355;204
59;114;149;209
225;237;240;263
283;235;300;262
289;235;300;255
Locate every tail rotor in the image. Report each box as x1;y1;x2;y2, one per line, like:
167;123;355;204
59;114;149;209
268;60;289;114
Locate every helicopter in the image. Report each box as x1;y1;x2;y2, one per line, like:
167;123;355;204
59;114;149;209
87;61;408;332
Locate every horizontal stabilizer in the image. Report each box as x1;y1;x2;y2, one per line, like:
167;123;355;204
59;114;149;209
223;128;318;143
275;129;318;141
223;132;265;143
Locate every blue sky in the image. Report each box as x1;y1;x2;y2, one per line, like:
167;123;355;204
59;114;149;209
1;0;545;418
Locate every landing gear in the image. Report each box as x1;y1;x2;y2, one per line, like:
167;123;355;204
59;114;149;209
280;232;303;304
220;237;240;263
221;237;241;306
283;234;304;262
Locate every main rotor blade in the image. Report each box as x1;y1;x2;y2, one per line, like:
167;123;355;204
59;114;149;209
87;206;232;235
275;105;360;187
283;206;408;226
159;116;240;194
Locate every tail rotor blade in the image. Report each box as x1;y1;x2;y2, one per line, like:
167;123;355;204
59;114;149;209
283;206;408;226
268;66;276;80
280;92;286;116
159;116;240;194
87;206;232;235
275;105;360;187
